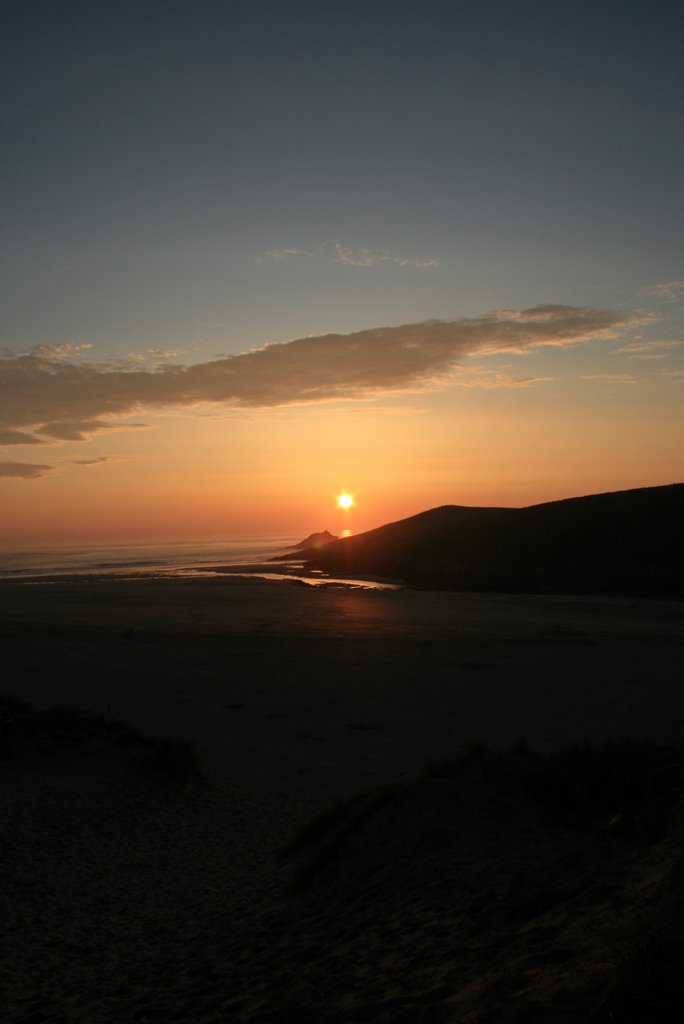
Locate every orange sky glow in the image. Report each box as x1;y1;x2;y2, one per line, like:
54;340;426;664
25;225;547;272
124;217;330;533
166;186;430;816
1;330;682;548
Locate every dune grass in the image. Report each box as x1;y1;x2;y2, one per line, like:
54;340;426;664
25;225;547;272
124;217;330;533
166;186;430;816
511;739;684;839
281;785;399;894
282;738;684;907
425;737;684;836
0;694;203;786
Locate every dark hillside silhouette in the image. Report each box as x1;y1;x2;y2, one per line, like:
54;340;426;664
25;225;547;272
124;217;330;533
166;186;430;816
292;530;338;549
288;484;684;593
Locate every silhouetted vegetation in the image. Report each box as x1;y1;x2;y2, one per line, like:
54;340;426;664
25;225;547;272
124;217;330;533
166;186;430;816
512;739;684;835
283;739;684;913
0;695;202;785
282;785;398;894
426;738;684;836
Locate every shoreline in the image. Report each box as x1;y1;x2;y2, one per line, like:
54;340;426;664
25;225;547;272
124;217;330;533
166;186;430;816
0;559;402;591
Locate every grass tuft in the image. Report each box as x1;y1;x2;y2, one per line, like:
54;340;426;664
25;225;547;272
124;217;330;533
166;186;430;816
282;785;398;894
0;694;202;785
512;740;684;836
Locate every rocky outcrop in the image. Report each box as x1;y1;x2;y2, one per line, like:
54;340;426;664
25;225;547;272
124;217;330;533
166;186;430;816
292;530;338;550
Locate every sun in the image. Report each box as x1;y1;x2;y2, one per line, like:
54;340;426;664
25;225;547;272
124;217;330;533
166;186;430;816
337;492;354;510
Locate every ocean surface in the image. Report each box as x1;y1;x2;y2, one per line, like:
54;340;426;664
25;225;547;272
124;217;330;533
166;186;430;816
0;537;398;589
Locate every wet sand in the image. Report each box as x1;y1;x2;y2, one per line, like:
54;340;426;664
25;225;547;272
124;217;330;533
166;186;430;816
2;577;684;1022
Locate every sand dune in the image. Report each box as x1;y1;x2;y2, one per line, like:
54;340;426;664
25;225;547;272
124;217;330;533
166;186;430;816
4;700;684;1022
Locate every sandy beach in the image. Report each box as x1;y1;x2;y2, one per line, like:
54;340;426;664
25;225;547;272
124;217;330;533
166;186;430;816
3;577;683;796
2;577;684;1021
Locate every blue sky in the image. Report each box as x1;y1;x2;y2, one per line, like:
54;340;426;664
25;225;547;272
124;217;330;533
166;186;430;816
3;0;683;356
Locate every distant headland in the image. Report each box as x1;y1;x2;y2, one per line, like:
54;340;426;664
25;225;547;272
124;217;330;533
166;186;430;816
281;484;684;595
291;530;339;550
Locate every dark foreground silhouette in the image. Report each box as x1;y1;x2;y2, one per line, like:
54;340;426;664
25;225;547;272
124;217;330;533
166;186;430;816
4;697;684;1023
288;483;684;593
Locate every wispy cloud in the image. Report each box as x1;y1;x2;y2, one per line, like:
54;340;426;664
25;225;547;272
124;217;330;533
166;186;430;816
0;461;54;479
126;348;191;365
70;456;118;467
615;340;682;360
0;305;642;455
455;370;555;388
334;243;379;267
334;243;438;269
581;373;639;384
258;248;313;262
640;281;684;303
0;428;51;446
478;306;654;354
37;421;150;442
32;342;93;361
259;241;439;269
393;256;440;269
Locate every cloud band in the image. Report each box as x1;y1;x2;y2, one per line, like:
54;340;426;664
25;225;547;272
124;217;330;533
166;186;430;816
0;305;641;449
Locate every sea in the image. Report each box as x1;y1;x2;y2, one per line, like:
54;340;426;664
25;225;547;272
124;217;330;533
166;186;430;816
0;537;399;589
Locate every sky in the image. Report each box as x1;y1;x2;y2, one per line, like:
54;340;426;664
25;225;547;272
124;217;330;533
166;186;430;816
1;0;683;546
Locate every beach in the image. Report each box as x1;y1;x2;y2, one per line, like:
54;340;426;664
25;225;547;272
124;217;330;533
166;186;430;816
2;576;684;1021
3;576;684;795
